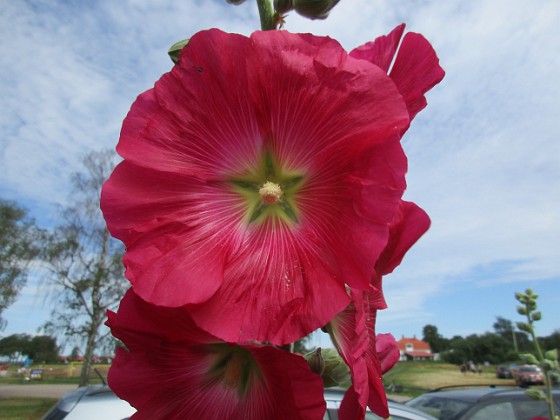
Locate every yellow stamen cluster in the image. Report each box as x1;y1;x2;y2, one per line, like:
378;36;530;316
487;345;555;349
258;181;283;205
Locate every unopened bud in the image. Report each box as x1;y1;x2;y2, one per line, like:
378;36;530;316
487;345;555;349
519;353;539;365
168;38;190;64
293;0;340;20
517;305;527;315
320;348;350;387
531;311;542;321
517;322;532;334
305;348;325;376
274;0;293;14
525;389;546;400
226;0;247;4
545;349;558;362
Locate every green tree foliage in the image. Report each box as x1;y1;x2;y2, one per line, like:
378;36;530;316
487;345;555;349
0;333;59;363
0;200;41;330
493;316;532;352
442;333;518;365
41;150;128;386
422;324;449;353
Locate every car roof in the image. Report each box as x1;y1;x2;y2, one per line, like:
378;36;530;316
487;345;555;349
417;387;560;402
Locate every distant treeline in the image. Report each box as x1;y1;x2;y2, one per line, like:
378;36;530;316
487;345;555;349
422;318;560;365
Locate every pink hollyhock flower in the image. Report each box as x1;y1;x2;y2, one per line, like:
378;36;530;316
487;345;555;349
101;26;443;345
106;289;326;420
328;201;431;419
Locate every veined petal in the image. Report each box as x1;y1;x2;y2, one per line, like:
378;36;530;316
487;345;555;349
376;200;431;276
101;28;412;343
376;333;400;374
329;288;389;419
350;24;445;123
349;24;405;72
107;289;326;420
329;199;432;419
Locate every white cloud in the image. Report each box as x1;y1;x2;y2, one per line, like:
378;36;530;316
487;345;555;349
1;0;559;340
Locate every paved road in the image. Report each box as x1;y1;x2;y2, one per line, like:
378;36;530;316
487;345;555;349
0;384;77;399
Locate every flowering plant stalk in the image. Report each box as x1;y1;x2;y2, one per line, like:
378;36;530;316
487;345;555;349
515;288;559;420
101;1;444;418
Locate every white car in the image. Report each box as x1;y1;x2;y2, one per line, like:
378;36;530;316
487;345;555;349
43;385;435;420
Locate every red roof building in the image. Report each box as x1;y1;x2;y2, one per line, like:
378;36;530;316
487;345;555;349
397;337;434;361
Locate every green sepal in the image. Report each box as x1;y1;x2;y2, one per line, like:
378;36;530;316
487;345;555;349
539;359;558;371
308;348;350;387
519;353;539;365
168;38;190;64
516;322;532;334
274;0;293;14
305;348;325;376
545;349;558;362
525;389;546;401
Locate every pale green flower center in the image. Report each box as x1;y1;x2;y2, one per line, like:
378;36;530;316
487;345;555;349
230;152;304;225
259;181;283;205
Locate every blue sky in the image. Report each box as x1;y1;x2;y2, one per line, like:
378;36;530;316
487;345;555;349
1;0;559;351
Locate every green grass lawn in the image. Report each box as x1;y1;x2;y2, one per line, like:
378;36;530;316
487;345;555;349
383;361;517;397
0;398;57;420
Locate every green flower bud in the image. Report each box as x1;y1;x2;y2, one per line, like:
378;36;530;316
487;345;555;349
304;347;325;376
531;311;542;321
293;0;340;20
320;348;350;387
274;0;293;14
168;38;190;64
226;0;247;4
540;359;556;371
525;389;546;401
514;291;523;301
545;349;558;362
517;322;532;334
517;305;527;315
519;353;539;365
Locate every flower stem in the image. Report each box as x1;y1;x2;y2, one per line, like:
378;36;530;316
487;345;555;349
523;300;557;420
256;0;276;30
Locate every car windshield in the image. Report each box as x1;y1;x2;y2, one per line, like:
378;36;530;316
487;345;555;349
407;395;471;420
519;366;538;372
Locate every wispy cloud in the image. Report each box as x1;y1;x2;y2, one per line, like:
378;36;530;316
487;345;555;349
1;0;558;340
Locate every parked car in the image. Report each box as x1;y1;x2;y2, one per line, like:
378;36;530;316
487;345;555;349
405;387;560;420
43;385;436;420
42;385;135;420
324;388;437;420
496;365;513;379
513;365;545;386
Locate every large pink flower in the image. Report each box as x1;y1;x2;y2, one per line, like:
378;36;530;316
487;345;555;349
328;201;431;419
107;289;326;420
101;28;415;344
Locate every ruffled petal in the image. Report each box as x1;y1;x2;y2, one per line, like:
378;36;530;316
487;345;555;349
376;200;431;276
330;288;389;419
102;28;411;343
349;24;405;72
390;32;446;121
107;289;326;420
350;24;445;123
376;333;400;374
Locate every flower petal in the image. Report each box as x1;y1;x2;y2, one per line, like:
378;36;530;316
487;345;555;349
102;28;411;343
376;200;431;276
349;23;405;72
351;24;445;123
376;333;400;374
390;32;446;121
107;289;326;420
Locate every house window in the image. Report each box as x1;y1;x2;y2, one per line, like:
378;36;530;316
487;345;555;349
405;343;413;351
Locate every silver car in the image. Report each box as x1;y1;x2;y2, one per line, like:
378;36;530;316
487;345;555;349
43;384;435;419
